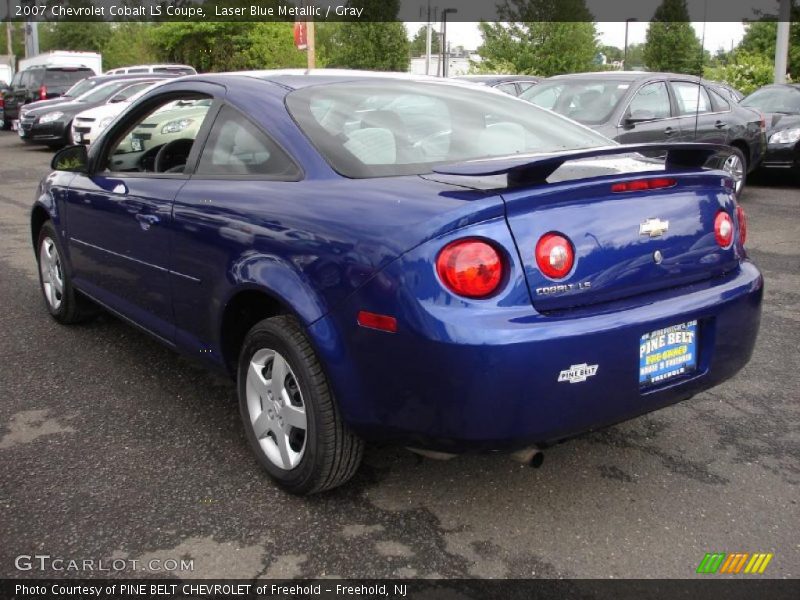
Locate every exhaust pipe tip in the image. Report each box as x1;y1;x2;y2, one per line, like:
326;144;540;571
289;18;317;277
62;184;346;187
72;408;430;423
510;446;544;467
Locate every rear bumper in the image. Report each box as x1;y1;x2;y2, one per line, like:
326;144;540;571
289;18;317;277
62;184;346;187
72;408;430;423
313;261;763;452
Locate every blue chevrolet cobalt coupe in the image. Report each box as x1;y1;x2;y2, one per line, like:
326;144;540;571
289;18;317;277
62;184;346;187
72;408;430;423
33;70;762;494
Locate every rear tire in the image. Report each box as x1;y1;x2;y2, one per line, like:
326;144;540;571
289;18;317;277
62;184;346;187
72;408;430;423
237;315;364;495
36;221;97;324
724;147;747;196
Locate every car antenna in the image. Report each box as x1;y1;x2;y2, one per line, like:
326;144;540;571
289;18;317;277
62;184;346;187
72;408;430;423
694;3;708;140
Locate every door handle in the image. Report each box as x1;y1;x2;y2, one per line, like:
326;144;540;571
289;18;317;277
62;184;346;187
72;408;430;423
664;126;676;136
714;120;727;129
135;213;160;230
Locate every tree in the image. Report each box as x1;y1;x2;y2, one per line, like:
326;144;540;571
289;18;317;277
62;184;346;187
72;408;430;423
149;22;305;73
476;0;598;76
318;1;409;71
738;11;800;79
409;25;440;57
624;43;646;69
643;0;704;75
39;22;113;54
704;51;775;95
101;23;158;71
599;45;623;63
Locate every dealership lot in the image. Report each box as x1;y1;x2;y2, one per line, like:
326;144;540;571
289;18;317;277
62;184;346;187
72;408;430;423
0;132;797;579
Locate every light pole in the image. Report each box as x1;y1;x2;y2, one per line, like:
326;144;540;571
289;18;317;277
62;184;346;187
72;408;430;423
623;18;637;70
441;8;457;78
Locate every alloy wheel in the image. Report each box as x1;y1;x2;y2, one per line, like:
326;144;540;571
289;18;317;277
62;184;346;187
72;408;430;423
245;348;307;470
39;237;64;311
723;153;745;195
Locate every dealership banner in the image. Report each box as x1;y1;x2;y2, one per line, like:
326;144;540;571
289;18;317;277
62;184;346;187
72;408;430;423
3;579;800;600
0;0;794;23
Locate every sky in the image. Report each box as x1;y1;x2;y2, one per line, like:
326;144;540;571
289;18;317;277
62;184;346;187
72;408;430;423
407;21;747;54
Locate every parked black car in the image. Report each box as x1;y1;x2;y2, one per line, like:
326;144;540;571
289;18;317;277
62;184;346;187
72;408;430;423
453;75;541;96
0;81;9;128
740;84;800;177
520;72;766;194
18;78;163;148
15;72;175;119
2;65;95;129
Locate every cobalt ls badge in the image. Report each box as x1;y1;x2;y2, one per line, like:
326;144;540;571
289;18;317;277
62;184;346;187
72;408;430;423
639;217;669;237
557;363;599;384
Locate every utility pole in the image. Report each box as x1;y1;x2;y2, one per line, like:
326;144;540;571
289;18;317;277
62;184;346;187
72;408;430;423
306;20;315;69
424;1;432;76
6;0;13;57
774;0;791;84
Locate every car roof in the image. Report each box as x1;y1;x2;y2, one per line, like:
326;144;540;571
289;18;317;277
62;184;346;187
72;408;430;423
179;69;499;92
546;71;702;83
454;74;540;84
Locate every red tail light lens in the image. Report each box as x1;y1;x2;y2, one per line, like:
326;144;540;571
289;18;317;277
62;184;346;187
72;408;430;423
0;95;4;109
535;232;575;279
436;239;504;299
714;211;734;248
39;85;47;100
611;178;677;193
759;111;766;133
736;205;747;246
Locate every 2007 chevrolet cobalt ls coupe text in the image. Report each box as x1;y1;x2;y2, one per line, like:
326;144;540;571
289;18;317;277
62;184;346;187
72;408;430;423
32;70;762;494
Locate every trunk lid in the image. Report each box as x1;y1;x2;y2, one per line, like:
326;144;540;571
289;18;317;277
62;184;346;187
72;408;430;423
433;144;741;312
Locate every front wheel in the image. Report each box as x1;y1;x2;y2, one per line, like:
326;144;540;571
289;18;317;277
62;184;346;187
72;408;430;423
36;221;97;324
237;315;364;495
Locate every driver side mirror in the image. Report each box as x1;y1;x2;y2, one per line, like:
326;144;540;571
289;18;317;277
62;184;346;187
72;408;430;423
624;109;656;128
51;144;88;173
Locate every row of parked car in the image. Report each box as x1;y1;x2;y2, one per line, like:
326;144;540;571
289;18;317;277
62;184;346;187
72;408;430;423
2;65;798;193
0;63;196;147
458;71;800;189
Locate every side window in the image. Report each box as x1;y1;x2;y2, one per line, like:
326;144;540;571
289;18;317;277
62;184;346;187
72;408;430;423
627;81;671;120
103;95;214;174
196;106;300;178
672;81;712;115
19;70;33;89
707;87;730;112
517;82;536;94
495;82;518;96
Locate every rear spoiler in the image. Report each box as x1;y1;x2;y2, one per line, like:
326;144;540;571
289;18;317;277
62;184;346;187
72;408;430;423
432;143;730;184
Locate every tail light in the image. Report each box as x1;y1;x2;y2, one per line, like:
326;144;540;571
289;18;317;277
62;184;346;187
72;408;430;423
736;205;748;246
535;232;575;279
759;111;766;134
714;211;734;248
436;239;505;299
0;95;4;109
39;85;47;100
611;178;676;193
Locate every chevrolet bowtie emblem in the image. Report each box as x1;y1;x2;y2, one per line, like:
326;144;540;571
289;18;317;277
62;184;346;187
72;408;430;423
639;218;669;237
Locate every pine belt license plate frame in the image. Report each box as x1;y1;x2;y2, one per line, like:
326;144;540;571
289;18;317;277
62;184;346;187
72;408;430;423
639;320;698;387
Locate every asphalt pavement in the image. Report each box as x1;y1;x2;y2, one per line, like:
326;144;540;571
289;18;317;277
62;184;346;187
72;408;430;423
0;131;797;579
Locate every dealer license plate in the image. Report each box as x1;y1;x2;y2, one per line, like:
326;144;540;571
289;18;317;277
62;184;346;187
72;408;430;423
131;137;143;152
75;132;83;143
11;119;19;131
639;320;698;386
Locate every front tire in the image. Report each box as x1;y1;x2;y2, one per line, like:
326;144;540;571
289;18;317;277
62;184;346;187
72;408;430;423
36;221;97;324
237;315;364;495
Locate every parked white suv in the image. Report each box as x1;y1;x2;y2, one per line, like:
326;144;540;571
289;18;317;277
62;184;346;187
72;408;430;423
105;64;196;76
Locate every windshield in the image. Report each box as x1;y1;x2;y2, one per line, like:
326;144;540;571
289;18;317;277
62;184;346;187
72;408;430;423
110;81;156;103
65;78;98;98
741;87;800;114
77;81;133;104
285;81;611;178
520;79;631;125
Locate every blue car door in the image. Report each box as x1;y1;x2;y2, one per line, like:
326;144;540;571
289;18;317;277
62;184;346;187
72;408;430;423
64;86;221;343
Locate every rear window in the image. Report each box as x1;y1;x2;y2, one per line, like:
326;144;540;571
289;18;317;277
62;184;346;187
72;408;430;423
520;79;631;125
45;68;93;87
742;86;800;114
285;81;610;178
